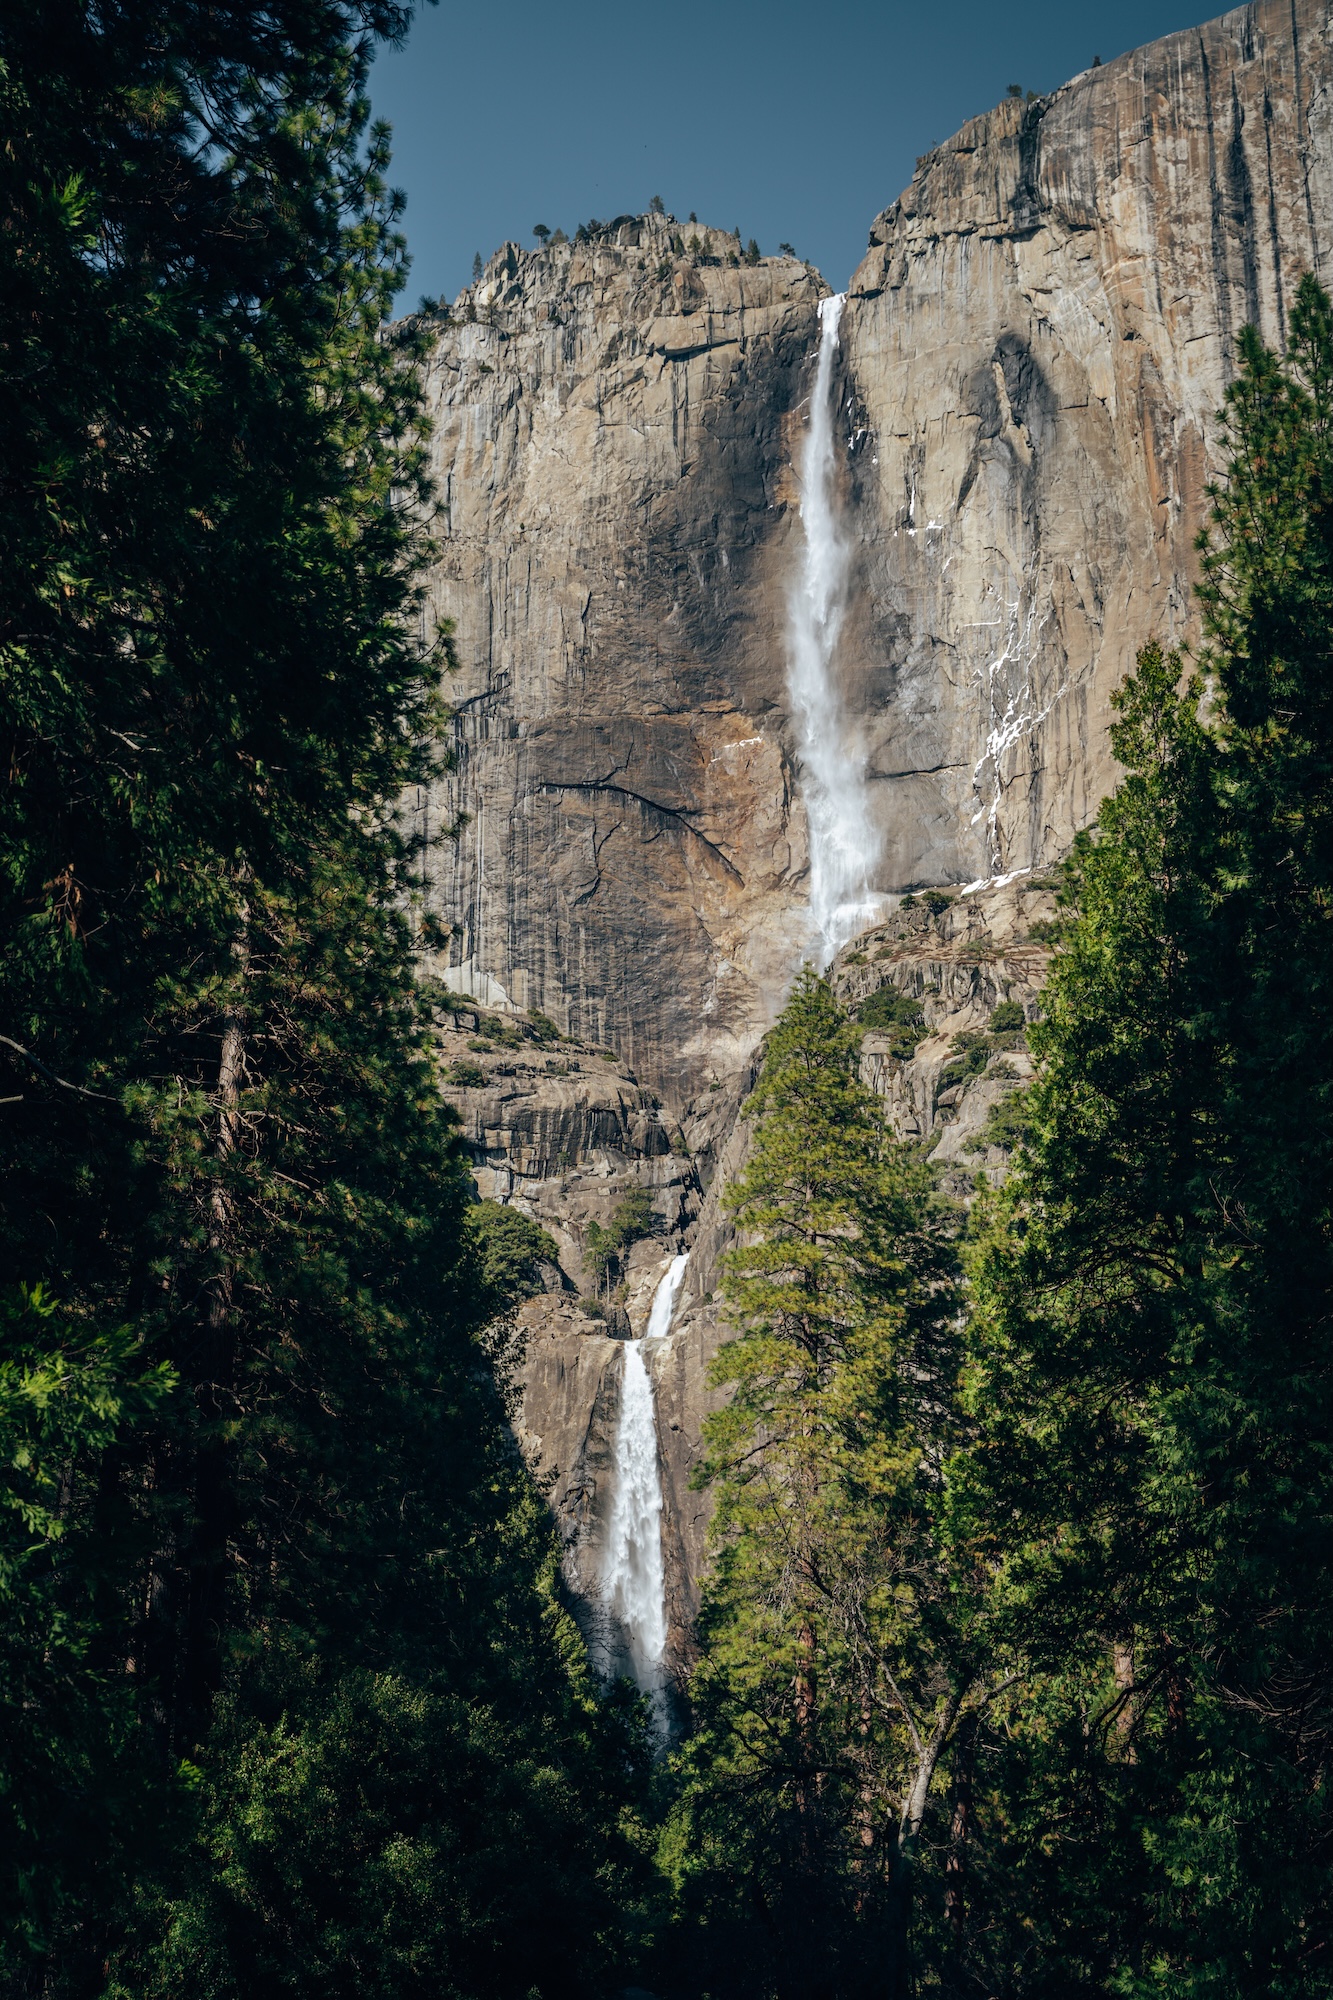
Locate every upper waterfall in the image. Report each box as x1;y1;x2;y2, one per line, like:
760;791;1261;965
787;292;882;963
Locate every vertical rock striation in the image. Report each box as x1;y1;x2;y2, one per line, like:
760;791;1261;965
838;0;1333;886
416;217;826;1109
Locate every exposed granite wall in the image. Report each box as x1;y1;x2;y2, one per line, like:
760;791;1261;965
416;0;1333;1111
838;0;1333;887
421;0;1333;1661
415;217;826;1110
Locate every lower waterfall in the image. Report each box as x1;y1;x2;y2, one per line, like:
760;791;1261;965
788;290;882;963
602;1256;685;1736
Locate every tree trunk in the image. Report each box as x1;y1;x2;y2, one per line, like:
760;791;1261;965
178;999;245;1752
793;1614;818;1865
883;1845;913;2000
885;1689;963;2000
944;1710;978;1939
1112;1638;1136;1758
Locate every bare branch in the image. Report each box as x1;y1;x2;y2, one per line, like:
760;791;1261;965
0;1035;118;1104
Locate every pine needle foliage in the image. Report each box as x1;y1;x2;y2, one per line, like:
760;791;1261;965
663;972;1003;2000
962;278;1333;1997
0;3;646;1992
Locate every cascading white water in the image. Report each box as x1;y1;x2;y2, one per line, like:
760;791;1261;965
645;1251;688;1340
787;293;882;963
602;1255;685;1734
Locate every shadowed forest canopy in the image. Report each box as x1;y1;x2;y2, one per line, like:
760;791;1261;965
0;2;645;1993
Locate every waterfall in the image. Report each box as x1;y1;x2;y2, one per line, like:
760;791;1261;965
787;292;882;963
645;1251;688;1339
601;1256;685;1736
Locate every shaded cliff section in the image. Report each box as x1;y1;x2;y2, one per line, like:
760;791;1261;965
414;215;827;1114
839;0;1333;887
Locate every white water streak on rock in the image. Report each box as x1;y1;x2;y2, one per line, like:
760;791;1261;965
787;293;883;963
602;1254;685;1735
645;1252;688;1340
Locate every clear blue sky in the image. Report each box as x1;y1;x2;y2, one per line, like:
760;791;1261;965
370;0;1205;306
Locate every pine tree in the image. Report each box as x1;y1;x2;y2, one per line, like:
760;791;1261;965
0;2;645;1989
665;973;1002;2000
965;280;1333;1996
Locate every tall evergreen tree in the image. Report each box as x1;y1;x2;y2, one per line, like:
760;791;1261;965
0;3;644;1991
965;279;1333;1996
663;973;1004;2000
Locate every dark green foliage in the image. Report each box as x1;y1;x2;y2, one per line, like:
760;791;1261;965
475;1012;524;1048
857;985;927;1061
660;973;998;2000
110;1576;646;2000
527;1009;563;1044
467;1200;561;1309
446;1060;489;1087
963;1086;1033;1157
584;1187;656;1292
988;1000;1025;1033
938;1031;992;1092
921;890;954;915
857;986;925;1030
0;0;644;1989
962;280;1333;1996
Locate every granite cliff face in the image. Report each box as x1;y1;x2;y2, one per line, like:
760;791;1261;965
416;215;826;1110
419;0;1333;1681
419;0;1333;1115
837;0;1333;889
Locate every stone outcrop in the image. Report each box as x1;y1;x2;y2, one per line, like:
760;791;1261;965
838;0;1333;887
433;996;700;1298
827;879;1056;1192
